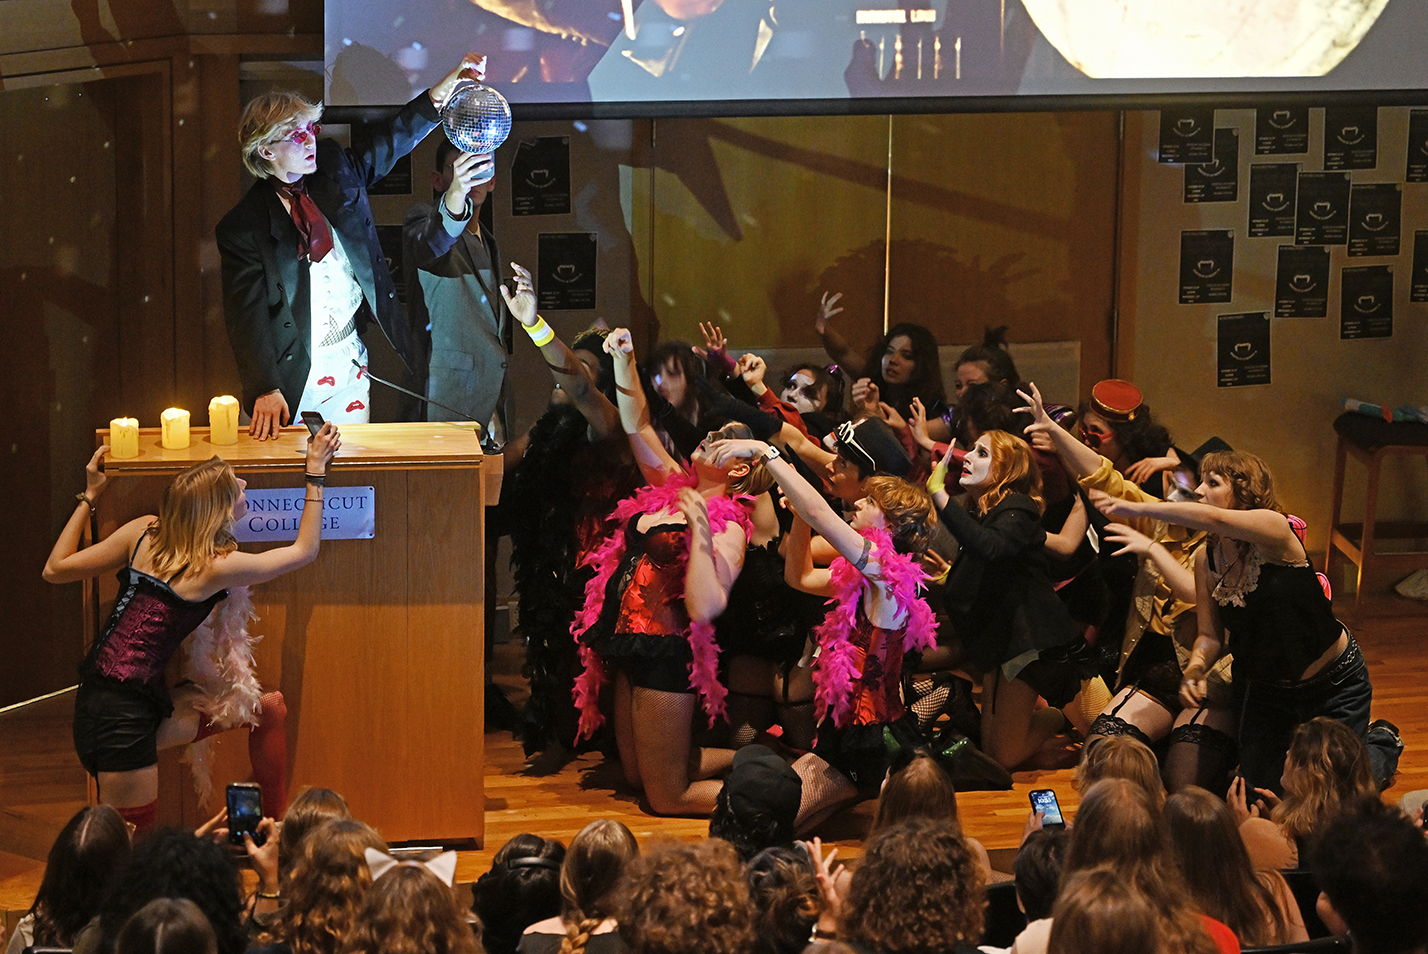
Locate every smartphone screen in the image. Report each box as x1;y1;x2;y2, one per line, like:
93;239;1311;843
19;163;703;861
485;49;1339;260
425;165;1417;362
227;783;263;845
300;411;325;437
1029;788;1065;828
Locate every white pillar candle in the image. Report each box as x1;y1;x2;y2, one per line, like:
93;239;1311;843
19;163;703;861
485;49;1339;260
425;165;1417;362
109;418;140;459
208;395;240;445
161;407;191;449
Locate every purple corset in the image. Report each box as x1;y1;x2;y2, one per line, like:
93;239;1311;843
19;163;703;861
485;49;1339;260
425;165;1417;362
85;568;227;690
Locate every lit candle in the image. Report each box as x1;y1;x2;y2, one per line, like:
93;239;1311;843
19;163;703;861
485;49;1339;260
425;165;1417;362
109;418;139;459
208;395;240;445
161;407;190;449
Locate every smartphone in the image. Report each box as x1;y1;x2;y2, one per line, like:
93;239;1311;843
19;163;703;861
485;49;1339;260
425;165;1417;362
1029;788;1066;829
227;782;265;846
300;411;325;437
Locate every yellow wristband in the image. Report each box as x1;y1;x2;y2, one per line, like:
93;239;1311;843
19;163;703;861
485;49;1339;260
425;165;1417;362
927;462;948;496
525;316;555;347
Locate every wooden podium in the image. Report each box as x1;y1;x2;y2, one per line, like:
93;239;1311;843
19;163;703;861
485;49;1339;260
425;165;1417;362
91;423;499;845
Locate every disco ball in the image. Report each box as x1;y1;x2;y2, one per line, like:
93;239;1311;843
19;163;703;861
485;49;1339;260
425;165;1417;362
441;82;512;156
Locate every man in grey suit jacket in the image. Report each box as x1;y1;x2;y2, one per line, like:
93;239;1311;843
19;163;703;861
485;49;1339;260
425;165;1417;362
403;135;511;443
217;54;484;439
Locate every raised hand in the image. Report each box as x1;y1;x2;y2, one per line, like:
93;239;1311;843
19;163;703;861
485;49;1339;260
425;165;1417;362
431;52;488;107
604;327;634;356
1125;448;1182;486
499;262;538;327
737;353;768;392
851;377;880;413
306;422;342;475
815;291;844;336
699;321;727;355
85;445;110;501
1103;521;1153;558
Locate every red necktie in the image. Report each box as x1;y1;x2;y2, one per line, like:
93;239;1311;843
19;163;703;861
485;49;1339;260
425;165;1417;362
276;178;334;263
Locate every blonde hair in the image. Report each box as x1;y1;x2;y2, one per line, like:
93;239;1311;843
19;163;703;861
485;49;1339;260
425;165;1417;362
239;91;323;179
1074;736;1165;808
145;457;240;579
1198;450;1281;514
973;430;1043;515
1274;717;1378;841
560;820;639;954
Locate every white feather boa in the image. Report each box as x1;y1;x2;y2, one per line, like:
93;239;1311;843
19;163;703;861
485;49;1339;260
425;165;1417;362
178;585;264;806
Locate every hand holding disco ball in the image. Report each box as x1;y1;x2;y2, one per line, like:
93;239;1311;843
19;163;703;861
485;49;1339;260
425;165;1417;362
441;81;512;174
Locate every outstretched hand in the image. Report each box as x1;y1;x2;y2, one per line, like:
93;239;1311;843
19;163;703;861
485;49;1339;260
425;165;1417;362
1103;522;1153;558
1088;488;1130;520
815;291;844;335
705;437;767;467
430;52;488;108
500;262;538;327
305;422;341;475
699;321;727;355
1125;448;1181;485
604;327;634;356
85;446;110;501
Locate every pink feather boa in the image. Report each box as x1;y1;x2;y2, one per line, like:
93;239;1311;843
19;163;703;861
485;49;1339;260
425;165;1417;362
812;527;937;729
570;472;753;740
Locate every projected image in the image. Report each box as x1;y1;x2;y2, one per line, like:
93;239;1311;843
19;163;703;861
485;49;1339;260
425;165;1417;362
325;0;1426;110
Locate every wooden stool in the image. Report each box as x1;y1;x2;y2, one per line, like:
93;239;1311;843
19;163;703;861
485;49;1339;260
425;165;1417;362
1327;412;1428;611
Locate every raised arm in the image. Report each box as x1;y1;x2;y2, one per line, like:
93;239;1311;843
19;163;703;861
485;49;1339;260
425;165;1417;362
1179;545;1224;708
44;447;154;584
206;424;341;589
1089;490;1301;558
500;263;619;438
781;511;834;596
676;487;746;622
605;327;681;484
815;292;865;379
708;439;868;567
1043;493;1089;558
1102;523;1197;604
1019;383;1101;479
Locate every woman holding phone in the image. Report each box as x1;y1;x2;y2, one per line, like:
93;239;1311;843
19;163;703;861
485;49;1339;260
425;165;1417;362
44;424;341;835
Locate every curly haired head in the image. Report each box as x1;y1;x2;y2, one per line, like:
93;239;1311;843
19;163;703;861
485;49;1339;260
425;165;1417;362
277;787;352;878
28;805;131;947
971;430;1043;515
745;847;820;954
863;475;937;557
261;819;386;954
1275;717;1379;841
617;839;754;954
1073;736;1165;808
841;818;984;954
472;833;565;954
1198;450;1282;514
559;820;639;954
97;828;246;954
337;865;480;954
873;750;959;834
1065;778;1167;877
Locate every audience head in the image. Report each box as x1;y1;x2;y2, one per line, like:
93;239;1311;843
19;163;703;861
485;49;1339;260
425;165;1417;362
115;898;217;954
1165;786;1287;946
1012;827;1068;923
697;420;772;497
744;847;820;954
1196;449;1282;514
1074;736;1165;808
831;417;911;483
961;430;1043;515
841;817;984;954
709;745;802;862
28;804;131;947
339;864;479;954
778;363;843;417
618;839;754;954
559;819;639;946
867;323;945;408
1312;796;1428;954
278;787;352;876
262;818;386;954
958;380;1030;443
98;828;245;954
1276;716;1379;841
954;327;1020;402
471;833;566;954
874;748;958;834
572;328;617;402
1048;866;1220;954
858;475;937;557
1065;778;1166;876
647;341;706;421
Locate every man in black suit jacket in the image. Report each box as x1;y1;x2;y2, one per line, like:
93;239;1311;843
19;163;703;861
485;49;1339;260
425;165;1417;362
217;53;485;439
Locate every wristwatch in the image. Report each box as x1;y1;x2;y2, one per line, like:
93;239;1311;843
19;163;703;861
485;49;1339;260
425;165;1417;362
760;444;782;462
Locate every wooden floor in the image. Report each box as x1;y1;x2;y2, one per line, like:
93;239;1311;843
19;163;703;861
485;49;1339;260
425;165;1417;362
3;597;1426;923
